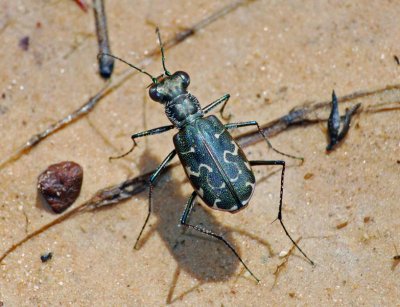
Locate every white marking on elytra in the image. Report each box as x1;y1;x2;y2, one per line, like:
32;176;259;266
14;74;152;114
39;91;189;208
229;174;239;183
223;141;239;161
223;140;243;182
214;128;225;139
241;181;255;205
212;198;221;208
231;141;240;155
208;181;226;189
229;204;238;211
181;147;195;155
185;163;212;177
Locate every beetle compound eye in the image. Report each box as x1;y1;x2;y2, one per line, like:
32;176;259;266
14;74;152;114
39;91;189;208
176;71;190;88
149;85;164;103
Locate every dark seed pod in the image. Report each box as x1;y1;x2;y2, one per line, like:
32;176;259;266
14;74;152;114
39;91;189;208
40;252;53;263
37;161;83;213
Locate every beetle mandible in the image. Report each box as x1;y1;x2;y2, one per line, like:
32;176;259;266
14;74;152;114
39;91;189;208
100;28;314;282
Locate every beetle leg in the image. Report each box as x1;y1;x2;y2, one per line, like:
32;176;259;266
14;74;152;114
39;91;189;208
180;191;260;282
202;94;231;120
250;160;314;266
134;149;177;249
110;124;175;160
225;121;303;163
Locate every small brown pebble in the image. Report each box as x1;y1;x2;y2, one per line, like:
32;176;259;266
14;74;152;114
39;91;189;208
38;161;83;213
288;292;295;298
336;221;348;229
304;172;314;180
19;36;30;51
363;216;371;223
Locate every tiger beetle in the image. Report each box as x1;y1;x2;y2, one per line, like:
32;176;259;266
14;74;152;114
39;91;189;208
99;28;314;282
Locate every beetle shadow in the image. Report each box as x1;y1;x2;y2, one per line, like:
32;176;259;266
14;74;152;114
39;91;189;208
134;149;274;302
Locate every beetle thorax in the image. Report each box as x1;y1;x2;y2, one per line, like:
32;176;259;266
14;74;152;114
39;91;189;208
148;71;203;128
165;93;203;128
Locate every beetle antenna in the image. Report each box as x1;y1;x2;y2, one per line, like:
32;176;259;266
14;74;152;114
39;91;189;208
97;53;157;83
156;27;171;76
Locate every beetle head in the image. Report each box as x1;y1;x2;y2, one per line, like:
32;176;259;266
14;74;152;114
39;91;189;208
148;71;190;103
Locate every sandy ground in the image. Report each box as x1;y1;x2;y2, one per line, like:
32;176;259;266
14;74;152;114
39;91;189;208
0;0;399;305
